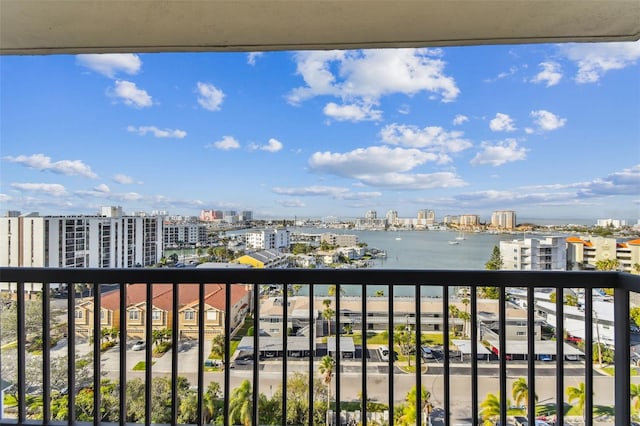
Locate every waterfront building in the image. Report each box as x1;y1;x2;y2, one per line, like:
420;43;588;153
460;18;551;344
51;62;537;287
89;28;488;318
163;222;208;246
200;209;223;221
596;218;627;228
385;210;399;226
365;210;377;220
0;208;162;270
240;210;253;222
459;214;480;228
236;249;290;268
490;210;517;230
245;228;290;250
320;233;358;247
500;236;567;271
567;236;640;273
417;209;436;227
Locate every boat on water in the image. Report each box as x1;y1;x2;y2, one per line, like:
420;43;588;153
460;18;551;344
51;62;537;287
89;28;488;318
448;240;459;245
395;237;402;241
455;230;465;241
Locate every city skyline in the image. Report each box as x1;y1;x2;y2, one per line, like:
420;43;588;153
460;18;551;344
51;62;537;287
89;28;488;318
1;42;639;220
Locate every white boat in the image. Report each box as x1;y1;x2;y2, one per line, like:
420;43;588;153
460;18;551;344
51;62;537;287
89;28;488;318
448;240;459;245
395;237;402;241
455;230;465;241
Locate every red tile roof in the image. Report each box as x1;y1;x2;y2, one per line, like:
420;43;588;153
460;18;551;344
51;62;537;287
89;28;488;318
100;283;249;312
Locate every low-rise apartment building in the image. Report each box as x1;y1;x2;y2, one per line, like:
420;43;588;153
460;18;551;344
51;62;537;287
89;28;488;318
567;236;640;273
500;236;567;271
74;283;250;339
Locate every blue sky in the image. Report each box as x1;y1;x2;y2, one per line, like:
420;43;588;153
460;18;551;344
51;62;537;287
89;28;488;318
1;42;639;222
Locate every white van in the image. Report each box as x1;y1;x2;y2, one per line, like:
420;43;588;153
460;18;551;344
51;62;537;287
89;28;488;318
377;345;390;361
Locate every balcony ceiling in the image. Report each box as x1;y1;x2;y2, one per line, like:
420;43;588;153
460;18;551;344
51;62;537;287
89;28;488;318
1;0;639;55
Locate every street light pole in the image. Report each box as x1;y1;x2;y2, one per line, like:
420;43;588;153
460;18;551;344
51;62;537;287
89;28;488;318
594;311;603;367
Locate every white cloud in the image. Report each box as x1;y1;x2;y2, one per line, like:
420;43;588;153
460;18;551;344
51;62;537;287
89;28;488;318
355;172;466;190
76;54;142;78
559;41;640;83
530;110;567;131
247;52;264;66
530;61;563;87
250;138;284;152
0;194;12;203
208;136;240;150
276;199;306;208
273;186;383;200
113;174;134;184
398;104;411;115
11;182;68;197
484;66;518;83
94;184;110;193
380;123;472;156
309;146;438;177
577;164;640;197
452;114;469;125
4;153;97;178
112;80;153;108
323;102;383;122
196;82;225;111
127;125;187;139
489;113;516;132
470;139;528;166
288;48;459;105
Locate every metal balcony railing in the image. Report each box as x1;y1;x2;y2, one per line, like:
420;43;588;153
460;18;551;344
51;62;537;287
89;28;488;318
0;267;637;426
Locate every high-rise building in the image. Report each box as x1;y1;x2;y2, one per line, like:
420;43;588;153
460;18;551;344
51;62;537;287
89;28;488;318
491;210;517;230
385;210;398;226
500;236;566;271
0;208;162;268
163;222;208;246
200;209;223;221
459;214;480;227
417;209;436;226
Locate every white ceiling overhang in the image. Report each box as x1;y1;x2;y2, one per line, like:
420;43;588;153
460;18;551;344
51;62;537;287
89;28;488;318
1;0;639;55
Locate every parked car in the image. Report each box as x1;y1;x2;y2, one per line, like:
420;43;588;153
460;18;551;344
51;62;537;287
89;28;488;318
131;340;146;351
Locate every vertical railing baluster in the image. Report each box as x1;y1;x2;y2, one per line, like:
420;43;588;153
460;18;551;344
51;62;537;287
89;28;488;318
252;282;260;425
67;281;76;425
556;285;564;426
416;284;422;426
171;282;179;426
527;286;535;424
119;282;127;426
145;282;153;426
335;283;341;424
42;281;51;423
614;284;630;426
471;285;478;426
388;284;394;423
93;282;101;426
498;286;506;426
16;280;25;423
361;283;367;426
197;283;205;425
443;285;450;426
308;283;315;425
585;286;593;426
282;283;288;426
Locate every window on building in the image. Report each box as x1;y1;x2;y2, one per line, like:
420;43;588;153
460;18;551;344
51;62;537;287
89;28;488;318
184;310;195;321
152;310;162;321
129;309;140;321
207;310;217;321
74;309;83;319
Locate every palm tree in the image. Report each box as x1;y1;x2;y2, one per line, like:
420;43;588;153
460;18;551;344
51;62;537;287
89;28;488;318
375;290;385;297
632;383;640;415
567;382;587;421
479;393;501;424
322;307;335;338
229;379;252;426
461;297;470;336
318;355;335;425
292;284;302;296
511;377;537;414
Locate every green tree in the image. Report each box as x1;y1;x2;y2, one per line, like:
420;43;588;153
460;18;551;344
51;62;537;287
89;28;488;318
567;382;587;421
322;307;335;337
318;355;336;425
229;380;253;426
634;263;640;275
485;245;503;270
396;385;431;426
479;393;501;424
511;377;537;414
631;383;640;413
595;258;619;271
292;284;302;296
210;334;226;362
478;286;500;300
375;290;385;297
394;325;415;366
631;306;640;327
327;284;344;297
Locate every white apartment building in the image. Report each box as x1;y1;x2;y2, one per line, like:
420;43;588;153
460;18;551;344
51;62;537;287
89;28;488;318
567;236;640;273
491;210;517;230
417;209;436;226
385;210;398;226
596;218;627;228
163;222;208;246
500;236;567;271
459;214;480;228
245;228;290;250
0;209;162;269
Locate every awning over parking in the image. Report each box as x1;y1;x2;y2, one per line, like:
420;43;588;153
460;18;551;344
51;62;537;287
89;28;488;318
237;336;315;353
485;339;584;356
326;337;356;354
452;340;492;355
